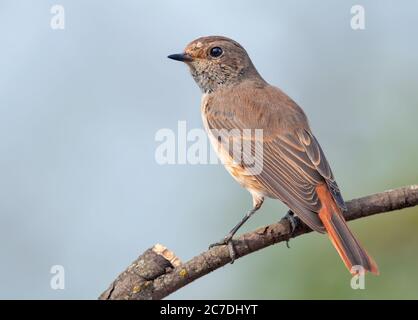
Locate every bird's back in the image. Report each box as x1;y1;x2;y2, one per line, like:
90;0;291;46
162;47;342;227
202;80;311;139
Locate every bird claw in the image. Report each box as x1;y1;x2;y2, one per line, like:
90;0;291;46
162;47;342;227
284;210;299;248
209;236;237;264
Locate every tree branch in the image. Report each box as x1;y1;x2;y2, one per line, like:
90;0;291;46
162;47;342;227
99;184;418;300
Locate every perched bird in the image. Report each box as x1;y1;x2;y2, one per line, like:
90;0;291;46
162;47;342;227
168;36;378;274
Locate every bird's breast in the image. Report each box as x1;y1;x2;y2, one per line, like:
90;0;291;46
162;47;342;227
200;95;268;197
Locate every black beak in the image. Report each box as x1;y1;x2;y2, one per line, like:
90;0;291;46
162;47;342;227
167;53;193;62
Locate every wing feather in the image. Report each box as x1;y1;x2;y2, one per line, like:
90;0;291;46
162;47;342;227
203;86;346;232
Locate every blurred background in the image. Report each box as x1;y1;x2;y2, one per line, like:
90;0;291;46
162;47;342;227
0;0;417;299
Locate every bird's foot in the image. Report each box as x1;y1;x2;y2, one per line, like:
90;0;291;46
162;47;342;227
284;210;299;248
209;235;237;264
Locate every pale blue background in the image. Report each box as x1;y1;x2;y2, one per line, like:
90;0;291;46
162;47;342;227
0;0;417;299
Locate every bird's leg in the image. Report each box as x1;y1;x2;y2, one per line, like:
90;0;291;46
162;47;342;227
208;206;260;262
209;196;264;264
284;210;299;248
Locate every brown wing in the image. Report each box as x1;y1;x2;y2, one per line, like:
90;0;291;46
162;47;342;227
296;128;346;212
204;85;345;233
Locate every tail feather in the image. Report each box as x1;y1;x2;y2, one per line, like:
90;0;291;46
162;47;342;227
316;184;379;275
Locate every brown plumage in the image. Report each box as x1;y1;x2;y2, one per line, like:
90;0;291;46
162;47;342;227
168;36;378;274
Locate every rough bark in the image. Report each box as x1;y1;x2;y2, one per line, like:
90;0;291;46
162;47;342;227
99;184;418;300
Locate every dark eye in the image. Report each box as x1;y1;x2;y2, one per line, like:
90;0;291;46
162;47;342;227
209;47;223;58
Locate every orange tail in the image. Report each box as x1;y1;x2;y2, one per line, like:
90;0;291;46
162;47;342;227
316;184;379;275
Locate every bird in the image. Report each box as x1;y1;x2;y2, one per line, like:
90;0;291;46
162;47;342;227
168;36;378;274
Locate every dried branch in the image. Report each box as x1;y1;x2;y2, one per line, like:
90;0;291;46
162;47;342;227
99;184;418;300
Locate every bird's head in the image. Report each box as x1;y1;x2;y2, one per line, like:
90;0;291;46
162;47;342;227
168;36;262;93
